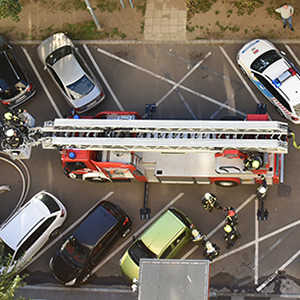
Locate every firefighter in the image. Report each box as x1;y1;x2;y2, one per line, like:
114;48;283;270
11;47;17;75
202;192;223;212
257;175;268;200
223;206;238;226
191;229;206;245
203;241;220;261
223;224;241;249
3;109;28;133
244;155;263;170
3;128;23;148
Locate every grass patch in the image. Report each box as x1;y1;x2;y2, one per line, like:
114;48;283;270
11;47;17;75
95;0;120;13
62;21;127;40
186;0;217;21
136;0;147;16
224;0;264;16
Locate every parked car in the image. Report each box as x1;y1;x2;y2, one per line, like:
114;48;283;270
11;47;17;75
0;191;67;273
119;207;194;282
237;39;300;124
37;33;105;114
0;35;36;108
50;200;131;286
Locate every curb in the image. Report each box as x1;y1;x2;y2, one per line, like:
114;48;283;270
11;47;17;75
9;39;300;45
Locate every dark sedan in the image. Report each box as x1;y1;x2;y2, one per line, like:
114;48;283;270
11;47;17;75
50;200;131;286
0;35;36;108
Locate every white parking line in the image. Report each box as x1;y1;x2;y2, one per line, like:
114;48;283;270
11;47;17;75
91;192;185;274
97;47;247;117
256;248;300;293
219;46;261;104
156;52;211;107
214;218;300;263
21;191;115;272
181;194;256;260
21;47;63;118
255;198;259;285
83;45;124;111
284;44;300;68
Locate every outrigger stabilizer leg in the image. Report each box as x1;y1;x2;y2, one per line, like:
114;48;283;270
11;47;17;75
140;182;151;219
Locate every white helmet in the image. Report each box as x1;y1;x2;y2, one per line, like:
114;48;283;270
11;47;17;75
5;129;15;137
204;193;212;200
192;229;200;237
258;186;267;194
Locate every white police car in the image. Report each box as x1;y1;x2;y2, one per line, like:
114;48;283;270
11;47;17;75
237;39;300;124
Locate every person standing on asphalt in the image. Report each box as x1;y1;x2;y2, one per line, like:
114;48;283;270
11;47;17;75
275;3;294;31
223;224;241;249
201;192;223;213
203;241;220;261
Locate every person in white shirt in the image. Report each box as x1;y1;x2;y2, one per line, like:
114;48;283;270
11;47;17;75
275;3;294;31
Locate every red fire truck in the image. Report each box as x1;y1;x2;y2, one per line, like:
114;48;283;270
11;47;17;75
54;111;288;187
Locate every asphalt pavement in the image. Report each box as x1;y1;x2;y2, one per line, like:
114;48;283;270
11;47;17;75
2;40;300;300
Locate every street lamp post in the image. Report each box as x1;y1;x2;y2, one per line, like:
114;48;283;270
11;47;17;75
84;0;102;31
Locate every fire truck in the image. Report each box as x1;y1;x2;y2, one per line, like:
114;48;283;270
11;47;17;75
2;110;289;187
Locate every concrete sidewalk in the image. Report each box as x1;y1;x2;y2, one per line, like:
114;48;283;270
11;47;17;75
144;0;187;41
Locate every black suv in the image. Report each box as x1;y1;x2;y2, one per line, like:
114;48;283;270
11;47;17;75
50;200;132;286
0;35;36;108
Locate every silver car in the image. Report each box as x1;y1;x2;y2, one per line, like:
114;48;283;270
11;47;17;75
37;33;105;113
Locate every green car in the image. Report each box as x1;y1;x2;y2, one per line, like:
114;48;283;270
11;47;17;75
119;207;194;282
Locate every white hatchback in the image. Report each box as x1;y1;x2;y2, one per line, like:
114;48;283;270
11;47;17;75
0;191;67;272
237;39;300;124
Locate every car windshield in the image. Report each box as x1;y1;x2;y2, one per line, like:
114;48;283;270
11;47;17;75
67;75;94;100
61;235;90;269
250;50;282;73
128;240;156;266
45;45;72;66
0;238;14;264
0;80;28;100
36;192;60;213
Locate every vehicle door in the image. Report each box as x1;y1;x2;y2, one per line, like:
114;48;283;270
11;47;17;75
14;216;56;266
159;230;188;259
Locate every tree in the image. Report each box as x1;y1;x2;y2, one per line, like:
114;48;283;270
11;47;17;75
0;246;27;300
0;0;22;22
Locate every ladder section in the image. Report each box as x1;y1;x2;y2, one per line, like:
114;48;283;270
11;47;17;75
36;119;289;153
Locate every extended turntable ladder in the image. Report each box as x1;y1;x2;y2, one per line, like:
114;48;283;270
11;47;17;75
28;118;289;154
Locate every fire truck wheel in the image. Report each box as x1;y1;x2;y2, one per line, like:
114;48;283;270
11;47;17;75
122;228;131;238
214;180;238;187
50;227;61;238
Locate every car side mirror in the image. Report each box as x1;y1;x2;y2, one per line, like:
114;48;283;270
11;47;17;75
250;73;255;78
280;51;286;56
43;66;47;71
132;235;136;241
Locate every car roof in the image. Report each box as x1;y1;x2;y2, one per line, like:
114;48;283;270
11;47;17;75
0;197;50;250
238;39;274;67
38;33;73;63
140;210;185;256
52;54;84;85
0;51;19;90
73;205;118;248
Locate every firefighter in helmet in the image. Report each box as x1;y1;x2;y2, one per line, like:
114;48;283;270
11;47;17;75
224;206;238;226
244;155;263;171
257;175;268;201
3;109;28;133
202;192;223;212
3;128;23;148
223;224;241;249
203;241;220;261
191;229;206;245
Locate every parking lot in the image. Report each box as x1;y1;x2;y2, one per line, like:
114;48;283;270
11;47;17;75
2;40;300;299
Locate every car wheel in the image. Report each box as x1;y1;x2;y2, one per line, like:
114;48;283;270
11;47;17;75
276;107;285;118
238;64;246;75
50;228;60;238
214;180;239;187
81;273;90;284
122;228;131;238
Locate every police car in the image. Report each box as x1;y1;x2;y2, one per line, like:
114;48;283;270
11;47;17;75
237;39;300;124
